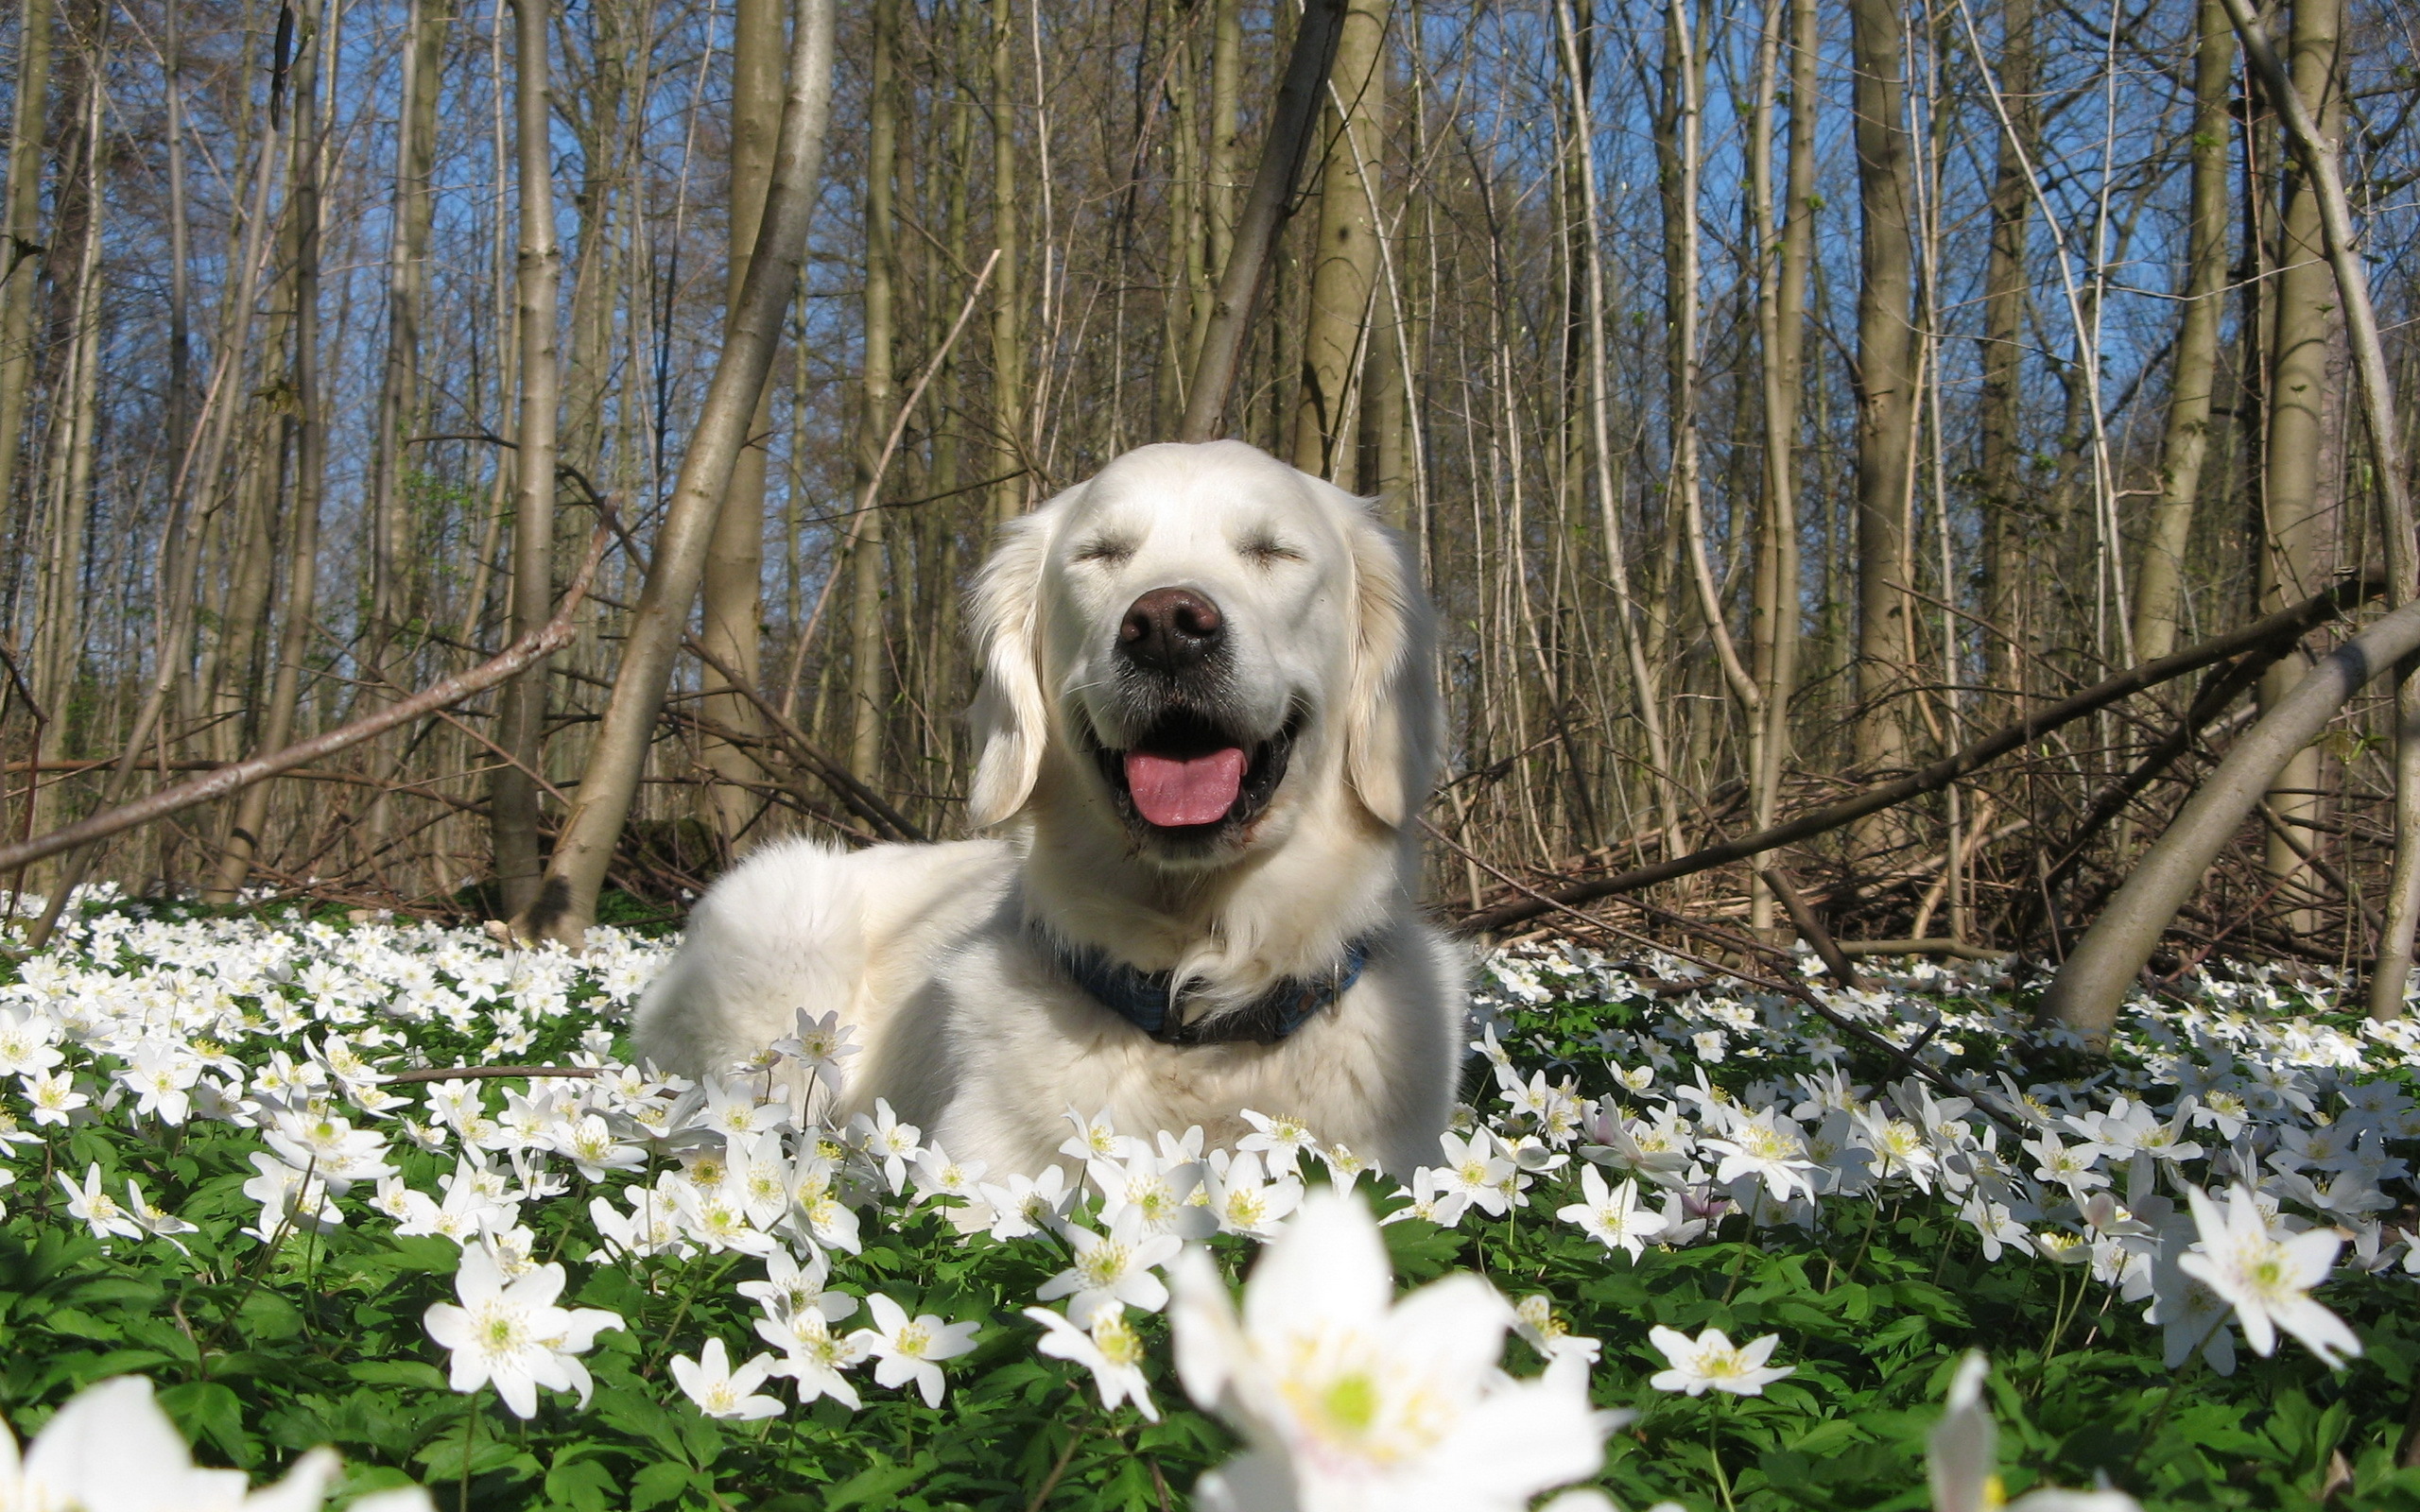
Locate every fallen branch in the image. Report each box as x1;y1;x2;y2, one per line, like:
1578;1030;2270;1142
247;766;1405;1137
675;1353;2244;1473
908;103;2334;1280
1422;818;2023;1136
2043;592;2420;1045
1837;937;2010;963
1460;577;2377;935
1758;866;1863;990
0;526;607;883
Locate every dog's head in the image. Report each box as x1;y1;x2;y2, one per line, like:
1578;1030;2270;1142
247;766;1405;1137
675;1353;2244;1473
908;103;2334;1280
966;441;1438;866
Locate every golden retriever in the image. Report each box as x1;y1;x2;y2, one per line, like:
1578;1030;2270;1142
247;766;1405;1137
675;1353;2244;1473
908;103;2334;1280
632;440;1463;1176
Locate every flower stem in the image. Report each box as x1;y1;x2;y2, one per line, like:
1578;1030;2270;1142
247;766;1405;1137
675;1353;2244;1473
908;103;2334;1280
458;1388;482;1512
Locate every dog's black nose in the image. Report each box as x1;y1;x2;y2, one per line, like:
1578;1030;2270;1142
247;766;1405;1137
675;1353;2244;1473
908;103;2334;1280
1118;586;1225;672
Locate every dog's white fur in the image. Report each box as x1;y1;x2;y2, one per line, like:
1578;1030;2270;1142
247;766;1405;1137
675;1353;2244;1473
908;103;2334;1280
633;441;1463;1177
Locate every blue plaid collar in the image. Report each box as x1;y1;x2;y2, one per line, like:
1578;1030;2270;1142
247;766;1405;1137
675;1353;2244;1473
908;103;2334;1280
1046;934;1372;1046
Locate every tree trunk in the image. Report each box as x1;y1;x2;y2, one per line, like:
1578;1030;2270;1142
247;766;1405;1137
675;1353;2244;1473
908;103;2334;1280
850;0;898;786
26;60;101;871
1194;0;1241;375
1179;0;1347;445
1288;0;1382;486
518;0;836;946
1555;0;1680;858
699;0;786;846
1848;0;1918;837
493;0;563;919
0;0;54;574
2130;0;2232;663
2256;0;2347;940
210;0;327;901
1746;0;1813;934
988;0;1026;528
1976;0;2034;715
367;0;449;670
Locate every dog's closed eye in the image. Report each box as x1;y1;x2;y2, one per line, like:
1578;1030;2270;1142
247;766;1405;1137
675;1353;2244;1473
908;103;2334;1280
1238;532;1304;567
1071;537;1135;567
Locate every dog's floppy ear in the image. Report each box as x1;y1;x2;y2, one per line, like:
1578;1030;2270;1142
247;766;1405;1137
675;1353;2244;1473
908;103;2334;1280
965;502;1057;828
1330;487;1441;829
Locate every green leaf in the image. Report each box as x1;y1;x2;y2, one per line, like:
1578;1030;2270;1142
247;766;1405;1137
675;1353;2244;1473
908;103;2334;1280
824;1452;937;1510
544;1455;622;1512
158;1381;254;1468
347;1360;448;1392
627;1459;691;1512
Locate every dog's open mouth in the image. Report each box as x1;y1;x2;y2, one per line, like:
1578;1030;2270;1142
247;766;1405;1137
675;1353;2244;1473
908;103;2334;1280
1094;709;1297;837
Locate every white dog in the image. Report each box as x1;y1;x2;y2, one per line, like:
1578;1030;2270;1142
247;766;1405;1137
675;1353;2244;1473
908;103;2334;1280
633;440;1464;1177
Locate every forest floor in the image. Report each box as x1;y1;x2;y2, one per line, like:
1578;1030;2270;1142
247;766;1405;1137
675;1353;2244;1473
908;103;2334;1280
0;895;2413;1510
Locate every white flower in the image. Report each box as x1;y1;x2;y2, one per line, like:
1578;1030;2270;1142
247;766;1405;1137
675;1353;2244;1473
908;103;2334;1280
670;1337;785;1420
1433;1129;1518;1217
1702;1112;1819;1204
550;1113;646;1181
2144;1234;2238;1376
850;1293;978;1408
974;1166;1076;1241
125;1177;199;1249
0;1374;368;1511
2176;1183;2361;1368
770;1008;859;1098
118;1040;202;1125
1512;1294;1601;1367
849;1098;922;1193
422;1246;626;1418
1556;1165;1668;1260
910;1141;988;1206
22;1069;88;1125
1929;1351;2143;1512
1025;1306;1159;1420
1204;1151;1303;1239
1061;1105;1142;1166
1383;1166;1471;1228
1094;1150;1217;1239
1038;1208;1183;1326
737;1247;858;1328
58;1162;144;1243
241;1152;343;1242
1172;1187;1606;1512
1646;1326;1792;1397
756;1310;872;1410
1237;1110;1318;1173
0;1007;62;1077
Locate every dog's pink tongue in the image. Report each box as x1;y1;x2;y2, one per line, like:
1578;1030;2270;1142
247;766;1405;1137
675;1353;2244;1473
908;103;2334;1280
1125;747;1248;827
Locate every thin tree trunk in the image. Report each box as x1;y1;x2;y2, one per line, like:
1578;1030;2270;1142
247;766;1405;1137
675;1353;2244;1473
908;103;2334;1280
1193;0;1241;373
850;0;897;785
356;0;450;869
2130;0;2232;662
1180;0;1346;444
2254;0;2346;940
1555;0;1680;858
1288;0;1381;485
988;0;1026;527
699;0;786;845
1746;0;1812;934
492;0;563;919
211;0;327;901
1976;0;2034;715
518;0;836;946
26;61;102;868
163;0;191;469
367;0;448;668
1848;0;1918;842
0;0;54;572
